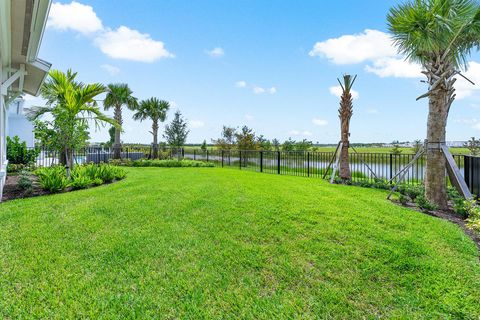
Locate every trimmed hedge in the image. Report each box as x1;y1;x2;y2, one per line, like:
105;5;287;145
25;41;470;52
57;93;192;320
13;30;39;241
131;159;214;168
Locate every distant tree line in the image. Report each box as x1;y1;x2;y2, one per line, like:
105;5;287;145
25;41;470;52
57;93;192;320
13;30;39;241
211;125;314;151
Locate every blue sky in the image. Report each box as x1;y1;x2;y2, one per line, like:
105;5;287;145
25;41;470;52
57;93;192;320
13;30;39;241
30;0;480;144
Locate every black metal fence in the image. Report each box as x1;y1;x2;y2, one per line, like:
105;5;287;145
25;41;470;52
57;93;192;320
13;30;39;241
464;156;480;196
22;146;478;195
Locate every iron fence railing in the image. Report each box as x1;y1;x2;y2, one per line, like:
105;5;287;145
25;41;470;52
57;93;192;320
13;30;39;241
17;146;478;196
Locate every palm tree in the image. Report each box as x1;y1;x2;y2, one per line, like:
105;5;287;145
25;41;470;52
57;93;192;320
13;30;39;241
29;69;118;177
337;74;356;181
388;0;480;209
133;98;170;158
103;84;138;159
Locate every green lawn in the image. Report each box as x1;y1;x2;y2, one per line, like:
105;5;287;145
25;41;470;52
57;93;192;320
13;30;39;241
0;168;479;318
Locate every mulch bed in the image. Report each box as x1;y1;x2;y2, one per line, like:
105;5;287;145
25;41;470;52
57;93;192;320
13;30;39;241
394;200;480;252
2;174;49;201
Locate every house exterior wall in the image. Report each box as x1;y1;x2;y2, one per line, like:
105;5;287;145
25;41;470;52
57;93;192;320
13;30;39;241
7;99;34;147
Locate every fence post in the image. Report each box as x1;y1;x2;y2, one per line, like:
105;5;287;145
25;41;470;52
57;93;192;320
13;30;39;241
221;150;224;167
277;151;281;174
182;148;185;159
206;150;209;162
239;151;242;170
193;149;196;160
307;152;310;177
389;153;393;181
260;151;263;172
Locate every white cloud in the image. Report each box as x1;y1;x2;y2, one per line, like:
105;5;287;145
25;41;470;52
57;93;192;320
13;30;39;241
206;47;224;58
101;64;120;76
309;29;396;64
245;114;254;121
365;57;422;78
253;86;276;95
329;85;359;100
288;130;312;137
310;29;422;79
312;118;328;126
454;118;480;130
95;26;174;63
455;62;480;99
235;81;247;88
189;120;205;129
253;86;266;94
168;100;178;108
366;108;379;114
47;1;103;34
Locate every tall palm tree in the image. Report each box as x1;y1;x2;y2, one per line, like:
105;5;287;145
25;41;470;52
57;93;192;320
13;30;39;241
29;69;117;177
388;0;480;209
103;84;138;159
133;98;170;159
337;74;356;181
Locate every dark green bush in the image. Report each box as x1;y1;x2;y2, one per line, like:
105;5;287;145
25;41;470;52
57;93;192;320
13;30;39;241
6;136;39;165
132;159;214;168
415;194;438;213
35;166;69;193
17;170;33;195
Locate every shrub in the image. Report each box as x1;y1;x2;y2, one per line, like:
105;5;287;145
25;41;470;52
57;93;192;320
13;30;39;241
35;166;69;193
70;166;92;190
7;163;36;174
17;170;33;195
108;158;133;166
6;136;38;165
448;187;468;217
131;159;214;168
398;185;424;202
465;200;480;233
415;194;438;213
112;167;127;180
398;194;409;206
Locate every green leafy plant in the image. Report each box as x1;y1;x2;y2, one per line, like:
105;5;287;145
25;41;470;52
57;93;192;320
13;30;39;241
415;195;438;213
132;159;214;168
6;136;39;165
35;166;69;193
464;200;480;233
398;194;409;206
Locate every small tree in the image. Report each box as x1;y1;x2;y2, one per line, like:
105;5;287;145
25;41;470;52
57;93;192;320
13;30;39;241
133;98;169;159
213;126;237;150
164;110;190;149
272;138;281;151
235;126;256;150
6;136;38;165
390;141;403;155
411;139;422;154
337;74;357;181
200;140;208;152
256;135;271;150
282;138;296;152
295;139;313;151
28;69;116;177
464;137;480;156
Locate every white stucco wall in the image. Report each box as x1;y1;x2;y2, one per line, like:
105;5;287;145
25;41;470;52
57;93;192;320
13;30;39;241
6;98;34;148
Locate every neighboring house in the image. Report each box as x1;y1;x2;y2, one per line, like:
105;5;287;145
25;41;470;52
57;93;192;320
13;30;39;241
0;0;51;200
7;97;34;147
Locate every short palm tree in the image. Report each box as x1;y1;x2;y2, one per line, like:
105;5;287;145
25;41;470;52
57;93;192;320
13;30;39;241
337;74;356;181
388;0;480;209
133;98;170;159
104;83;138;159
29;69;117;177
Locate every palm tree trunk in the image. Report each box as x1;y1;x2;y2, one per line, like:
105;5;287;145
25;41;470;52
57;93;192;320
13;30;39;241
425;89;449;209
152;120;159;159
339;128;350;180
65;147;73;179
424;61;454;210
113;105;122;159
